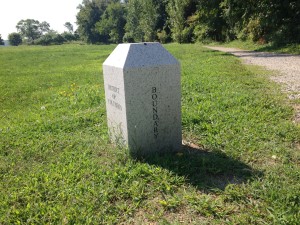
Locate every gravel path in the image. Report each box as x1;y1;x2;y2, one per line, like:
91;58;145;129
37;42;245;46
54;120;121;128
205;46;300;122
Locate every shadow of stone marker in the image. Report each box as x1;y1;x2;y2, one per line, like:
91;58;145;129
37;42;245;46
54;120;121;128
103;43;182;155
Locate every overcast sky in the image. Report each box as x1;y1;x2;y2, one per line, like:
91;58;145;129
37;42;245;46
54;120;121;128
0;0;83;39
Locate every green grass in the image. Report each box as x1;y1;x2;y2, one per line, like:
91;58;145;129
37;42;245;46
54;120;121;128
208;40;300;54
1;44;299;224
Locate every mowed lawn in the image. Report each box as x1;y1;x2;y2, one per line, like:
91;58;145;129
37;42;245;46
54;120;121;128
0;44;299;224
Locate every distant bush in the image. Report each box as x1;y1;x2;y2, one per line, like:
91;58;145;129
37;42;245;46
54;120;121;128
34;32;80;46
8;33;22;46
34;32;65;46
34;33;53;45
157;30;169;44
53;34;65;45
61;32;77;42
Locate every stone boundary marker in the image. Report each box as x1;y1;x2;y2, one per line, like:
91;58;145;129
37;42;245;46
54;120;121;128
103;42;182;155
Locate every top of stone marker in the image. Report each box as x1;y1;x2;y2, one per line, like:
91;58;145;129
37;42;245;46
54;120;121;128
103;42;179;69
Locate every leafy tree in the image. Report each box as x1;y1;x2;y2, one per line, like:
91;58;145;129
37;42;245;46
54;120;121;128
39;21;51;34
74;0;300;45
96;2;127;43
166;0;190;43
191;0;227;42
16;19;51;43
17;19;40;42
124;0;158;42
140;0;159;41
64;22;74;33
221;0;300;44
76;0;115;43
221;0;258;41
124;0;143;42
153;0;171;42
8;33;22;46
0;34;4;45
254;0;300;44
153;0;168;31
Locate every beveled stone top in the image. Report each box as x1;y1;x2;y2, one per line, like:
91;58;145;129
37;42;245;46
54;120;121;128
103;42;179;69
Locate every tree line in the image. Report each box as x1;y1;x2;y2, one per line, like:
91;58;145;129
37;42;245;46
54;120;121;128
3;20;79;46
2;0;299;46
76;0;300;45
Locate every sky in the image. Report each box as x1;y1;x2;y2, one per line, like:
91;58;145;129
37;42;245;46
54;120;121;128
0;0;83;40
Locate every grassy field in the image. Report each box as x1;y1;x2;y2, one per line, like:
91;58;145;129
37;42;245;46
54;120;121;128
0;44;299;224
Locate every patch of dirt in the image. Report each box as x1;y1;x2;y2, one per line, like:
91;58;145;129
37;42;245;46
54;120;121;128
128;207;209;225
292;105;300;124
205;46;300;123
